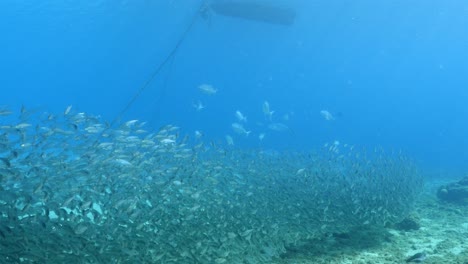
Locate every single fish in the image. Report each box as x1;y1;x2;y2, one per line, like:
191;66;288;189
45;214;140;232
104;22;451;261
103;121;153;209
192;100;205;111
235;110;247;122
262;101;274;121
194;130;203;139
198;84;217;95
15;123;32;129
225;135;234;145
125;120;139;127
0;108;13;116
231;123;251;136
64;105;73;115
258;133;265;141
320;110;334;121
160;138;176;144
268;123;290;132
114;159;132;166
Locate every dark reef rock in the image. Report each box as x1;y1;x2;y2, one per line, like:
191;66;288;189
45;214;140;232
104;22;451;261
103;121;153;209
437;177;468;205
395;217;420;231
406;252;426;263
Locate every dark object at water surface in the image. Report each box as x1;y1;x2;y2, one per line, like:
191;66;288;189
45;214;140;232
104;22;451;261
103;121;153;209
406;252;426;263
437;176;468;205
210;0;296;25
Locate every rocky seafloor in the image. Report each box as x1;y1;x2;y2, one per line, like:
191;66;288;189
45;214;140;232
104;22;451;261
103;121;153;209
273;178;468;264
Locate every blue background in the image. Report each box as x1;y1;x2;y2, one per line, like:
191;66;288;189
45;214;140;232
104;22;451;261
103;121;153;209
1;0;467;175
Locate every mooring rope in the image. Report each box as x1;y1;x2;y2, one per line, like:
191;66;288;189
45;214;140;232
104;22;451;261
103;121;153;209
111;1;206;126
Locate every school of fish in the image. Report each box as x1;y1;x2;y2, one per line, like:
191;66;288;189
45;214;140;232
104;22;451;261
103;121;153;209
0;106;423;263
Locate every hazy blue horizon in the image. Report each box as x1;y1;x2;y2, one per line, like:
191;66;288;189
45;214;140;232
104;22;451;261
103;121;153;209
1;0;467;175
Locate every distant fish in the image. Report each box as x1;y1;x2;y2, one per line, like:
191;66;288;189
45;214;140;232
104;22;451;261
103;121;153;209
235;110;247;122
192;100;205;111
231;123;251;136
268;123;290;133
320;110;334;121
225;135;234;145
114;159;132;166
160;138;176;145
15;123;32;129
125;120;139;127
194;130;203;139
198;84;217;95
262;101;274;121
258;133;265;141
296;168;306;175
64;105;73;116
0;109;13;116
328;140;340;153
406;252;426;263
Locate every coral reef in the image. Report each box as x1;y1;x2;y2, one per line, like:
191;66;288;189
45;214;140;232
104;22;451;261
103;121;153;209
437;177;468;205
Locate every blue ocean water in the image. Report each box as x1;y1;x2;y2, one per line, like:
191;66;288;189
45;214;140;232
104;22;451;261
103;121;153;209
1;0;467;174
